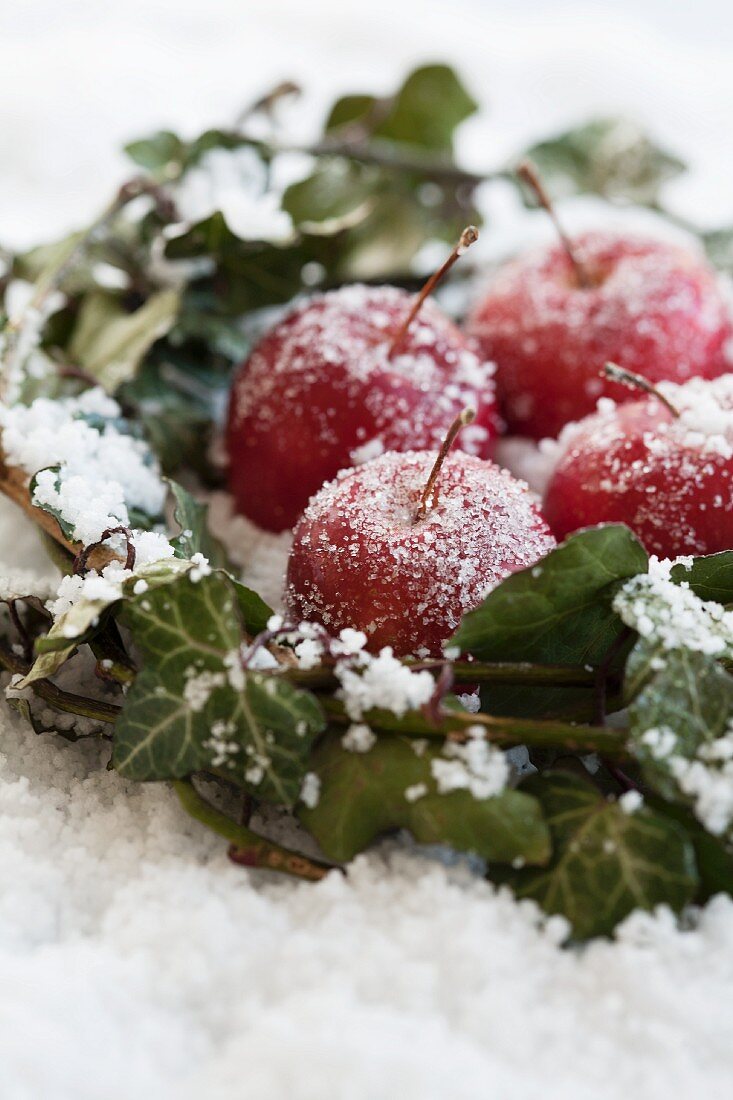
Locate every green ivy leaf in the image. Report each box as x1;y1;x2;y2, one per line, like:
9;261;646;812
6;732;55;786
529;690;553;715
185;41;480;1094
19;558;192;686
702;227;733;275
523;117;685;204
652;800;733;903
282;161;377;234
453;526;647;717
124;130;186;175
167;480;231;570
454;526;646;662
627;647;733;811
113;571;323;803
67;287;180;392
231;579;273;638
326;64;477;153
299;733;551;865
496;772;697;940
670;552;733;604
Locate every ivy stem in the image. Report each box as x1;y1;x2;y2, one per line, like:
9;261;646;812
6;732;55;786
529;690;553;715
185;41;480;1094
319;696;630;758
281;659;600;691
0;639;121;726
173;779;332;882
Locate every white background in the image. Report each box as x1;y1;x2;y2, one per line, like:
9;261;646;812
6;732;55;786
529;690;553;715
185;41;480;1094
1;0;733;248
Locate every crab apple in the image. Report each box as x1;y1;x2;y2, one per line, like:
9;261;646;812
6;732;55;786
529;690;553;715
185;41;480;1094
467;230;732;440
285;441;555;658
227;229;498;532
544;374;733;558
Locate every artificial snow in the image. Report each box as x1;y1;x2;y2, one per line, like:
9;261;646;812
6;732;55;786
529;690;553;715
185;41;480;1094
2;698;733;1099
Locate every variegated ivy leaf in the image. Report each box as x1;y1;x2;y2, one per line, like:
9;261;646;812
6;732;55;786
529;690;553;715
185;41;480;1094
18;557;193;687
494;772;697;940
113;570;323;805
627;646;733;838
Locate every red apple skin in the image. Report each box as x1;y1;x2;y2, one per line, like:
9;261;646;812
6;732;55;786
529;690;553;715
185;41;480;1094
285;450;556;658
226;285;499;533
467;231;732;440
544;377;733;557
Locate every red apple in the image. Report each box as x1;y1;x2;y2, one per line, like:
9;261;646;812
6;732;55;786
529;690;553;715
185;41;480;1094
467;231;732;440
227;283;499;532
544;374;733;557
285;447;555;657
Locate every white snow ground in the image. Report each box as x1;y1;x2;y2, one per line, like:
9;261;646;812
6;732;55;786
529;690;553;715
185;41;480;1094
2;2;733;1097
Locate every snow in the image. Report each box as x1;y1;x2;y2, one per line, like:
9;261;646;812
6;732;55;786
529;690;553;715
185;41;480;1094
335;646;435;720
4;699;733;1099
3;1;733;1096
430;727;510;799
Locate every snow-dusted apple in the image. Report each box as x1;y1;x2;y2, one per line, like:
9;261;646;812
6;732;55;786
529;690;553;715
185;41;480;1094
226;229;499;532
544;370;733;558
286;411;556;657
467;164;732;439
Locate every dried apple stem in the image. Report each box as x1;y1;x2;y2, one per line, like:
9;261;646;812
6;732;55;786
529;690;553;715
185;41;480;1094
603;362;681;417
517;159;591;289
388;225;479;358
416;407;475;521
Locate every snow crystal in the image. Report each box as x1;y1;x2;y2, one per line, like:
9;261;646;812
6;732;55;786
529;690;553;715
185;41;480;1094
430;727;509;800
189;552;212;582
335;647;435;721
341;724;376;753
299;771;321;809
619;790;644;814
614;571;733;657
184;669;225;712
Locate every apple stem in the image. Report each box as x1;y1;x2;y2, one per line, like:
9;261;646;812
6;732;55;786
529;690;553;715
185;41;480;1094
388;226;479;358
517;159;591;289
416;408;476;521
603;362;681;417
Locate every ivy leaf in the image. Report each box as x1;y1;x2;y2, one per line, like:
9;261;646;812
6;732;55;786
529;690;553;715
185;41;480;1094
326;64;478;153
113;571;323;804
231;579;273;638
282;161;377;234
627;647;733;813
453;526;646;716
67;287;180;391
118;349;226;479
454;526;646;662
670;552;733;604
18;558;192;686
299;734;551;865
651;800;733;903
523;117;685;204
167;480;231;570
702;227;733;275
124;130;186;175
495;772;697;940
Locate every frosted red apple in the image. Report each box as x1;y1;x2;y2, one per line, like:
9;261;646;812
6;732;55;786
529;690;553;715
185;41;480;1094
468;231;732;440
226;285;499;532
285;449;556;657
544;375;733;558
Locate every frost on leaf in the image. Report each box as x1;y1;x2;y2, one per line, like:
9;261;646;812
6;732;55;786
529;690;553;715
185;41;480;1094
113;570;324;805
495;772;697;940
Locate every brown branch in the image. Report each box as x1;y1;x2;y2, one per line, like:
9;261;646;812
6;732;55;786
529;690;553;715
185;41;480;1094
0;448;121;571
